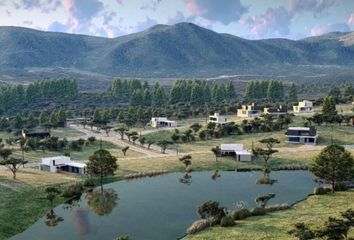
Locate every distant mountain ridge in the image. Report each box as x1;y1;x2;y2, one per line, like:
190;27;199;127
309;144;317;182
0;22;353;77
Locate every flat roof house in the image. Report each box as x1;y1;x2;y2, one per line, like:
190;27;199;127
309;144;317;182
22;129;50;139
220;144;252;162
150;117;177;128
237;103;262;118
41;156;87;174
293;100;313;113
263;105;288;116
285;126;318;145
208;113;227;125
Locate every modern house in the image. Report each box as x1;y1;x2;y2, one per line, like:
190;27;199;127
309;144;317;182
293;100;313;113
263;105;288;116
220;144;252;161
22;129;50;139
285;126;318;144
41;156;87;174
150;117;177;128
208;113;228;125
237;103;262;118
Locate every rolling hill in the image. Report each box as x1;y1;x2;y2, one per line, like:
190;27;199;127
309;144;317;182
0;22;353;79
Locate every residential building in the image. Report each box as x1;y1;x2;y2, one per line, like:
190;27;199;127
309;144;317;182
22;129;50;139
263;105;288;116
237;103;262;118
220;144;252;161
208;113;228;125
150;117;177;128
41;156;87;174
285;126;318;144
293;100;313;113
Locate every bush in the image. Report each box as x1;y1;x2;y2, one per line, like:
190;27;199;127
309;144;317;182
220;216;235;227
62;183;84;198
251;207;267;216
256;176;277;185
83;178;96;187
232;209;252;220
314;187;331;195
186;219;213;234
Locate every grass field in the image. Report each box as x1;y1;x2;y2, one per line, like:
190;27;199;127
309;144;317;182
0;168;80;240
184;191;354;240
50;127;85;139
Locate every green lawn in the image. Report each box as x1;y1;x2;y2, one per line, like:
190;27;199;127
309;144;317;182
50;127;85;139
184;191;354;240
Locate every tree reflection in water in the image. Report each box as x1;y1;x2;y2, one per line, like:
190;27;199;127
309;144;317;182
179;172;192;185
45;209;64;227
85;188;118;216
211;170;221;180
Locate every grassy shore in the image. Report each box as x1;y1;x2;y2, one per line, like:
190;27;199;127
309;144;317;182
184;191;354;240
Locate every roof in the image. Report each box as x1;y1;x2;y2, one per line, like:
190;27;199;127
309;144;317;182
151;117;176;123
220;144;244;151
288;127;310;131
66;162;87;168
235;150;252;155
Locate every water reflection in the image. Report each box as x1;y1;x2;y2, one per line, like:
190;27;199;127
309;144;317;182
71;209;91;237
85;188;118;216
45;209;64;227
211;170;221;180
179;172;192;185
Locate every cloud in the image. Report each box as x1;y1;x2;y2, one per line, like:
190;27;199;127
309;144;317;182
140;0;162;11
167;11;187;25
241;6;292;39
10;0;62;13
288;0;336;16
348;13;354;26
184;0;248;25
310;23;351;36
130;17;158;33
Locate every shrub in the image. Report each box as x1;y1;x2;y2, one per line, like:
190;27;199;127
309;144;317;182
62;183;84;198
256;176;277;185
83;178;96;187
88;136;96;143
251;207;267;216
314;187;331;195
220;216;235;227
186;219;213;234
232;209;252;220
334;182;349;191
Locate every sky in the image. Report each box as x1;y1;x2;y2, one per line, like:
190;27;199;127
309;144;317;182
0;0;353;39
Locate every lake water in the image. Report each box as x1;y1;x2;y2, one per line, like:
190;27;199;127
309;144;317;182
12;171;315;240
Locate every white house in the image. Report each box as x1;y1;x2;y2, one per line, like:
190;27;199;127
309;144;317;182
41;156;87;174
208;113;227;125
237;103;262;118
150;117;177;128
293;100;313;113
220;144;252;161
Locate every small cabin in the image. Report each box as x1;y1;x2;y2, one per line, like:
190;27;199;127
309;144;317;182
150;117;177;128
220;144;252;161
285;126;318;145
293;100;313;113
41;156;87;174
22;129;50;139
237;103;262;118
208;113;227;125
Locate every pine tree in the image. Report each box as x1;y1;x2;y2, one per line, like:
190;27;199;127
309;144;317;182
225;81;235;99
289;83;298;102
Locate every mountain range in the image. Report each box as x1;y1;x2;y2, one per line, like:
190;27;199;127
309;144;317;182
0;22;354;81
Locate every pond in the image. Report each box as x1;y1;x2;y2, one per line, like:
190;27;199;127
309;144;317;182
12;171;315;240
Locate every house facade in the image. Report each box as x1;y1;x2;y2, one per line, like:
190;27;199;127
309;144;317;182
208;113;227;125
263;105;288;116
150;117;177;128
41;156;87;174
293;100;313;113
237;103;262;118
220;144;252;161
22;129;50;139
285;126;318;144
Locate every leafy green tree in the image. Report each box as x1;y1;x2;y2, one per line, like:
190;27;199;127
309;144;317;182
190;123;202;134
225;80;235;99
57;108;67;127
211;146;221;162
114;127;128;140
121;146;129;156
45;187;61;206
171;130;181;156
288;223;315;240
179;154;192;171
322;96;337;117
0;156;27;179
197;200;225;222
26;113;37;129
289;83;298;102
311;144;354;193
87;149;118;190
157;140;173;154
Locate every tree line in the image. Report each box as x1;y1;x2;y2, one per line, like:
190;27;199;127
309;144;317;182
245;80;296;102
0;78;78;113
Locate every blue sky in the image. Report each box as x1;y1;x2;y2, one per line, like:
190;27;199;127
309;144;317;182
0;0;353;39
